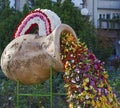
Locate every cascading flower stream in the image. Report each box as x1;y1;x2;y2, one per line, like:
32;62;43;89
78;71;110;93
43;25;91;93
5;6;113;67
60;32;119;108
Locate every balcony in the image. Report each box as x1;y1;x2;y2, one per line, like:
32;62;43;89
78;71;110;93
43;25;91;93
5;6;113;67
98;18;120;29
97;12;120;30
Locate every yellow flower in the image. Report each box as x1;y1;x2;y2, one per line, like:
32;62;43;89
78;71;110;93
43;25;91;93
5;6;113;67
69;103;73;108
84;86;89;91
91;100;95;107
98;92;101;96
90;85;93;89
86;100;91;104
104;74;108;79
88;93;95;99
84;78;89;83
96;100;101;108
91;87;97;93
99;82;104;87
100;95;107;102
64;84;69;88
82;81;87;86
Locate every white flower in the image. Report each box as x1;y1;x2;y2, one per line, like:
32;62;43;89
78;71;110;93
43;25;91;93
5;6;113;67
8;96;12;100
14;9;61;38
85;95;89;99
71;79;76;83
77;105;81;108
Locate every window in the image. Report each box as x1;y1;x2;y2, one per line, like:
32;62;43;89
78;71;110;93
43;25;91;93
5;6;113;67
27;0;34;8
106;14;110;19
112;13;120;19
103;14;105;19
99;14;102;19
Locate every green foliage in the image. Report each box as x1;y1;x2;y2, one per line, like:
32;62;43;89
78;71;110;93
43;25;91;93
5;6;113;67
0;67;67;107
0;0;10;12
0;78;16;107
108;71;120;102
0;7;12;22
0;9;22;56
34;0;52;9
94;29;114;62
0;4;31;56
0;0;117;107
22;4;30;16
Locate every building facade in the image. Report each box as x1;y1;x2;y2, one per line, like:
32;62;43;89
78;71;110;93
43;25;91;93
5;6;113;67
15;0;27;11
83;0;120;56
97;0;120;29
10;0;33;11
82;0;120;29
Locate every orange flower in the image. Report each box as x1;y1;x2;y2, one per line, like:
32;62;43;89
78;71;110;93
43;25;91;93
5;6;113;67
69;103;73;108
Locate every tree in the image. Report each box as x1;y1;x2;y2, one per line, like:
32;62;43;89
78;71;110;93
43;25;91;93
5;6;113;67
0;0;12;22
22;4;30;16
34;0;52;9
0;0;10;12
95;29;114;62
0;8;22;56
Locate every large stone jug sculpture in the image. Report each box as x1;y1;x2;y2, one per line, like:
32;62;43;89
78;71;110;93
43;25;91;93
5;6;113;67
1;24;77;85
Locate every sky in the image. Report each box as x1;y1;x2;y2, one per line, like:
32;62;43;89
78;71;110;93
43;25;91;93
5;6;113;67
71;0;83;7
52;0;83;7
9;0;15;8
9;0;83;8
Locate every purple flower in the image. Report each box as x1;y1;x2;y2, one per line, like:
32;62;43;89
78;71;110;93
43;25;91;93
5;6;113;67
90;80;96;86
104;89;108;96
76;76;80;81
84;65;90;72
74;68;80;73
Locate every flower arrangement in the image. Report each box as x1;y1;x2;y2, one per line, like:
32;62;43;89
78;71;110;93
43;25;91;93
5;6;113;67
60;32;118;108
14;9;61;38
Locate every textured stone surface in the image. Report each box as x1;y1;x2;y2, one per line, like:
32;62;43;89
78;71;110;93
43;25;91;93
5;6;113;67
1;24;77;85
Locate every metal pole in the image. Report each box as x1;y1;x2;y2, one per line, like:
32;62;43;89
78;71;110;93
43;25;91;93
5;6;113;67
50;66;53;108
93;0;97;27
16;80;20;108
